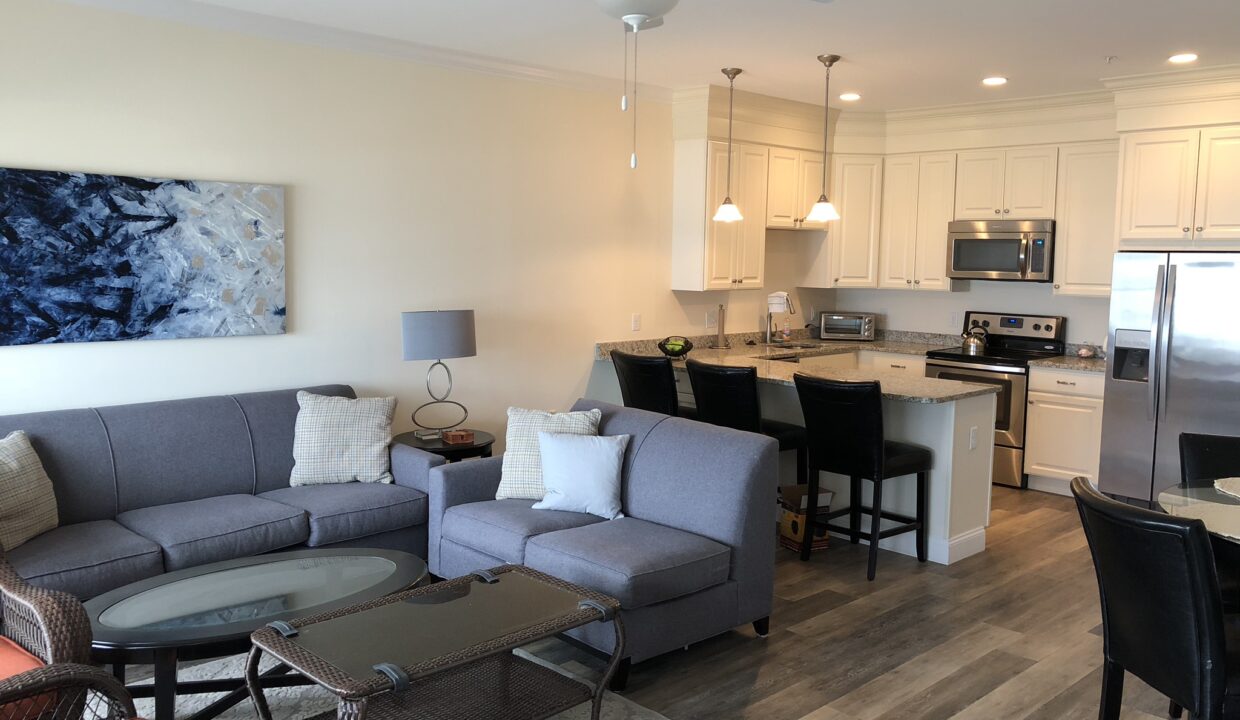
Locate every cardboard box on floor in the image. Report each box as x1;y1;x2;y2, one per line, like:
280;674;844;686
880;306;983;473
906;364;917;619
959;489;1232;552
778;485;833;552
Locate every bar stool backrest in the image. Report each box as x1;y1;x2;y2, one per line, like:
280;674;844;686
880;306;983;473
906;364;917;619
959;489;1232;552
612;351;679;416
793;374;884;479
685;360;761;433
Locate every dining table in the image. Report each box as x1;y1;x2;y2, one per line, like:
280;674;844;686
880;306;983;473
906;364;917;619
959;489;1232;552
1158;481;1240;542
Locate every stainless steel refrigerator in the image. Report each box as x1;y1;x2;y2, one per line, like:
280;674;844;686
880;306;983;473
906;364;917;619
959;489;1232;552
1099;251;1240;504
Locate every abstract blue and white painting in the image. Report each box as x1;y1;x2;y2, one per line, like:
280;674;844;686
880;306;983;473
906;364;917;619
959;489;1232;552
0;167;285;346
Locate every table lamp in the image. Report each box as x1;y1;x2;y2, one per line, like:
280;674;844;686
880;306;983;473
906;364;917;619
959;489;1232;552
401;310;476;438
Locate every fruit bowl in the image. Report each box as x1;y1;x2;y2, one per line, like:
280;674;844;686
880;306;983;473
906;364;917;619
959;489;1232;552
657;336;694;358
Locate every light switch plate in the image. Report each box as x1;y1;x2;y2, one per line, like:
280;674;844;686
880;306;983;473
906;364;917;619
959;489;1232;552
705;309;717;328
631;313;641;332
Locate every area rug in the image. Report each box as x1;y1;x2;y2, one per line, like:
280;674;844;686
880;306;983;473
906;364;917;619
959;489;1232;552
125;642;667;720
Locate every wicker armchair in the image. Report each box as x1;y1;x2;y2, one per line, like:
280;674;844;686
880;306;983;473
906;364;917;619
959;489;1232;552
0;558;134;720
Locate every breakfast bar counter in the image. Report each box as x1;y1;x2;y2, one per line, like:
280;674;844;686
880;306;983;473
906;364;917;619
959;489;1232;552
587;337;1000;565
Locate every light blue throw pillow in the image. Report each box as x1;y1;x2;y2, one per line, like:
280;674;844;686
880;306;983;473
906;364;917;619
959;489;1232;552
532;431;630;520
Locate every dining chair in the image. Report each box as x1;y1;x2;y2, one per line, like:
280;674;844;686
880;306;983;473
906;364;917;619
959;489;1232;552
793;374;930;579
1072;476;1240;720
685;359;808;484
611;351;693;418
1182;432;1240;617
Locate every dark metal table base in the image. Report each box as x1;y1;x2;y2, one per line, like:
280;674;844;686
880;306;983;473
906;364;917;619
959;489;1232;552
113;655;315;720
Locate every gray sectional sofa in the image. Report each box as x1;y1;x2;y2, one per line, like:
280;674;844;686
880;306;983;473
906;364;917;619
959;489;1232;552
427;399;778;679
0;385;444;599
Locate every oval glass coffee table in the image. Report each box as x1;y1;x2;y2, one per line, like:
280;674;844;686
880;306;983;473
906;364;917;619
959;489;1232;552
84;548;427;720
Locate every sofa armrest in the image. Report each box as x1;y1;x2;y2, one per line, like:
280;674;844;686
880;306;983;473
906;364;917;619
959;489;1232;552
426;456;503;575
390;443;446;494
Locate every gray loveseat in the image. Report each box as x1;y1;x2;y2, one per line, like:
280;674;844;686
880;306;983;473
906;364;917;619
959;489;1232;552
427;399;778;683
0;384;444;599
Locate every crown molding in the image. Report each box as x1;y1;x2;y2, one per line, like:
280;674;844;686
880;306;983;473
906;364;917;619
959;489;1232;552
56;0;675;103
1102;64;1240;92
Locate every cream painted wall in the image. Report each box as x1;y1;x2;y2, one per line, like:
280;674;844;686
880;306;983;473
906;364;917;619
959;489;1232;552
0;0;791;443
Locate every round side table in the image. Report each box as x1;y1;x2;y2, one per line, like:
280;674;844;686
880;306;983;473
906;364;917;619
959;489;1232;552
393;430;496;463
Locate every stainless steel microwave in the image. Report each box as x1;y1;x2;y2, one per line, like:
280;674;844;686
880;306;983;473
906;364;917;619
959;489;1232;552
947;220;1054;282
819;312;876;341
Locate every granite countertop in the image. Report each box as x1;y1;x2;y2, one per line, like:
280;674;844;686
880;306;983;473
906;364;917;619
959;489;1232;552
596;338;998;405
1027;355;1107;373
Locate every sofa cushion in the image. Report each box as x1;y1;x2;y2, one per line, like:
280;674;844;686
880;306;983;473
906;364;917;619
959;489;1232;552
525;517;731;609
440;499;604;564
7;520;163;600
260;483;427;547
116;495;308;571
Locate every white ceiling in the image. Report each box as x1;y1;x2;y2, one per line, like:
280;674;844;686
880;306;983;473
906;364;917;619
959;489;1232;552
82;0;1240;110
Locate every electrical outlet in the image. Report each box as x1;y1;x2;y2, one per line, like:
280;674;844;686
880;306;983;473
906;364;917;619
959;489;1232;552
631;313;641;332
969;426;978;450
950;312;962;330
705;309;717;329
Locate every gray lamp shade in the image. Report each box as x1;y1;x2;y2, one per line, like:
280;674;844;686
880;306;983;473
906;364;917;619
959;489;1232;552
401;310;476;361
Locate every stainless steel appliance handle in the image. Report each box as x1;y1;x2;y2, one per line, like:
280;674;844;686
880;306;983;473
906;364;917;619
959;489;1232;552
1158;264;1177;421
1018;234;1029;278
1148;264;1166;421
926;359;1028;375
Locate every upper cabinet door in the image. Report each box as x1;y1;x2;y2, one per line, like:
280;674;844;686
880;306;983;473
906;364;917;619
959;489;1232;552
1054;142;1118;297
829;155;883;288
1193;126;1240;243
703;141;739;290
766;147;800;229
913;152;959;291
1003;146;1058;219
878;155;920;289
954;150;1006;219
1117;129;1200;245
733;144;770;287
799;152;829;230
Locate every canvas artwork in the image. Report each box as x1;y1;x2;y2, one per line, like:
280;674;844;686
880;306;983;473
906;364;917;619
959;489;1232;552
0;167;285;346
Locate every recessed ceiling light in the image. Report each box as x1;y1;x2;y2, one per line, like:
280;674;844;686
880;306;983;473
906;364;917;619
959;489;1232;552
839;92;861;102
982;76;1008;87
1168;53;1199;64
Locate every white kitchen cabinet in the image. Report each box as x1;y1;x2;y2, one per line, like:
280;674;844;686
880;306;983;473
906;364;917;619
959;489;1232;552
1117;125;1240;249
671;139;770;291
766;149;829;230
877;152;957;291
1117;129;1199;245
1053;142;1119;297
827;155;884;288
1193;126;1240;243
857;351;926;376
954;146;1057;220
1025;367;1105;495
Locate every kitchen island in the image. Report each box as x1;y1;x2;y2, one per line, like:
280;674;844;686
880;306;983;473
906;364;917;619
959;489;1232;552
588;338;999;565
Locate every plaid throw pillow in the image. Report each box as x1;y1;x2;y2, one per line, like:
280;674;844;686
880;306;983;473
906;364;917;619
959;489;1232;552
496;407;602;501
0;431;59;551
290;391;397;486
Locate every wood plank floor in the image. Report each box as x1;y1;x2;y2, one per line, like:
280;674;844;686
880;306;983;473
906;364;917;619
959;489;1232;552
555;487;1176;719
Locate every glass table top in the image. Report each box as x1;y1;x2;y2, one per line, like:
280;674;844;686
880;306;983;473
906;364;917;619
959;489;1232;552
86;549;426;651
1157;482;1240;542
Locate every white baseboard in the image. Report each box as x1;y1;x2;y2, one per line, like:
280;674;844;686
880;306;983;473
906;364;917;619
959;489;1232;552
826;525;986;565
1027;475;1072;497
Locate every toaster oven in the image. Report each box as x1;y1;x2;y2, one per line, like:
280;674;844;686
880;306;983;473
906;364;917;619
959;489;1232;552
819;312;876;341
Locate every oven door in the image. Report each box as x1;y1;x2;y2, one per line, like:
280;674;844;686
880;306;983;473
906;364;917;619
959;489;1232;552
819;314;873;340
925;359;1027;448
948;232;1028;281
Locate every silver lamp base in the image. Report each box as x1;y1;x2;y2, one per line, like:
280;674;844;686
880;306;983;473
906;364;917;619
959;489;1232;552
412;359;468;432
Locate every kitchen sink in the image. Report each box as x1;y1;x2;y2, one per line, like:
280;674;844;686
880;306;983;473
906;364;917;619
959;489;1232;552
758;343;819;349
764;353;801;363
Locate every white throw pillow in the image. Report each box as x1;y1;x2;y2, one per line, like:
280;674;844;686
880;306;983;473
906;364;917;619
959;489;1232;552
496;407;602;500
533;432;629;520
290;391;397;486
0;431;59;551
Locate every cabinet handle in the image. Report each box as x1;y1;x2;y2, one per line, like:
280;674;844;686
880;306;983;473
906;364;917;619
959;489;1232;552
1196;226;1204;233
1028;400;1035;405
906;279;913;285
1003;208;1011;214
914;280;921;285
834;278;840;284
891;364;907;369
1183;227;1191;233
994;209;1002;214
1054;284;1060;289
1056;380;1077;386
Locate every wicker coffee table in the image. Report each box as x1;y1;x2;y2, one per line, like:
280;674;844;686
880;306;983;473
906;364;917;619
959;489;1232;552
246;565;625;720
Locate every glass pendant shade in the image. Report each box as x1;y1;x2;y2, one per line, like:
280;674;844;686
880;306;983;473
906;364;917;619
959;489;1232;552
806;195;840;222
713;197;743;222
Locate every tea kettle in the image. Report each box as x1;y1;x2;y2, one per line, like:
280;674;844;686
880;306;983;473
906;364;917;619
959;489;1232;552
961;326;988;355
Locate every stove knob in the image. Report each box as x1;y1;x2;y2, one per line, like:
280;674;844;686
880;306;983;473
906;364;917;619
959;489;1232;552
971;319;980;327
981;320;990;328
1033;323;1041;331
1044;323;1054;333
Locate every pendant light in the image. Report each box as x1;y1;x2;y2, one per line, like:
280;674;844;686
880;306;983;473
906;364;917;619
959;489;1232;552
805;54;842;223
713;68;744;223
598;0;679;169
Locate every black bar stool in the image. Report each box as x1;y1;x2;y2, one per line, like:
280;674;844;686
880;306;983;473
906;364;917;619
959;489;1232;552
685;359;807;484
611;351;694;418
793;374;931;580
1181;432;1240;620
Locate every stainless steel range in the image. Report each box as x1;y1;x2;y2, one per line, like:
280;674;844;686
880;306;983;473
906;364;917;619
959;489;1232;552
924;311;1067;488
